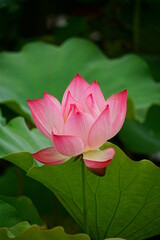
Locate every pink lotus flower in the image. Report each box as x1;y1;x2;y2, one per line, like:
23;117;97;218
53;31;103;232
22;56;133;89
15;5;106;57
27;74;127;174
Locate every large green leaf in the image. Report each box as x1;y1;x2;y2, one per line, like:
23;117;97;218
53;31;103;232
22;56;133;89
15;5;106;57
27;146;160;240
0;117;160;240
0;225;90;240
119;105;160;155
0;38;159;121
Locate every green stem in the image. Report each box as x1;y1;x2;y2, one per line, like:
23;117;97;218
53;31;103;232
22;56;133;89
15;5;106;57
82;159;89;235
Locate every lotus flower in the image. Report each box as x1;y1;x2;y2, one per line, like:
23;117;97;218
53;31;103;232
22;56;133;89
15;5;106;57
27;74;127;175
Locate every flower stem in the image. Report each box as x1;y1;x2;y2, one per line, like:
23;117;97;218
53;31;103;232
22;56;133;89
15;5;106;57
82;159;89;235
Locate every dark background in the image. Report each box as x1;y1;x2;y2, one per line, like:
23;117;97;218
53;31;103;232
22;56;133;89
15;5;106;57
0;0;160;56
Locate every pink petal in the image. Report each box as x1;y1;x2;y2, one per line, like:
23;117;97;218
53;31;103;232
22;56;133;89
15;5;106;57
105;90;127;139
52;133;84;157
65;104;94;147
27;99;51;139
32;147;69;165
62;91;84;120
86;93;101;118
82;81;106;113
62;74;89;105
88;105;110;149
43;93;61;111
83;148;115;168
27;94;63;139
43;93;64;134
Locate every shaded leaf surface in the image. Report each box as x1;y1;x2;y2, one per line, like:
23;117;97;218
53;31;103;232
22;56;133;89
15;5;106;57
0;200;21;228
0;166;55;216
0;195;43;226
0;166;80;231
119;105;160;155
0;39;159;121
0;117;160;239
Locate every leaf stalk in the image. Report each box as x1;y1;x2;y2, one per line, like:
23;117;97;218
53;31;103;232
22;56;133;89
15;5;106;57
82;159;89;235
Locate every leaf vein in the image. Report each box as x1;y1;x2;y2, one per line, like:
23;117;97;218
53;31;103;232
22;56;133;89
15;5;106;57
104;166;122;238
116;177;159;238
